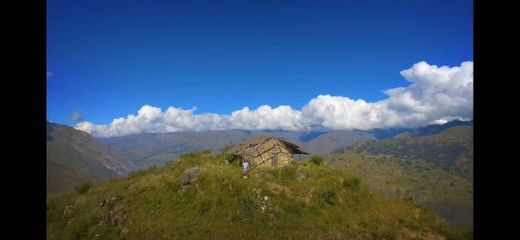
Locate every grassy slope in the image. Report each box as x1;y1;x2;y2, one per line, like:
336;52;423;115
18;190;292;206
324;151;473;230
329;126;473;230
47;161;99;193
47;152;471;240
350;126;473;180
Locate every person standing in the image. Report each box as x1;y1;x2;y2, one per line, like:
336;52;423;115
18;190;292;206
242;161;249;178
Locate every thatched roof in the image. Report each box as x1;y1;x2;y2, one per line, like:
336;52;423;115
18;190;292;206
231;136;309;155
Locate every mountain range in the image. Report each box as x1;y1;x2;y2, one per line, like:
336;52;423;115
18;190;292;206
47;119;472;192
349;124;473;180
47;122;137;193
47;119;473;231
98;119;472;170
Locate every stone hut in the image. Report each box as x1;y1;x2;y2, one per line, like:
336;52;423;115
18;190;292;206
230;136;309;169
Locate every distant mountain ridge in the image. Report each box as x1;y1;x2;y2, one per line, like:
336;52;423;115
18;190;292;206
47;121;137;193
97;119;472;170
349;124;473;180
400;119;473;138
46;119;472;187
371;119;473;139
98;129;376;169
47;119;473;230
327;123;474;229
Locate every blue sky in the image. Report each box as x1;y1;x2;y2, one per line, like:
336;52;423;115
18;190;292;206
47;0;473;132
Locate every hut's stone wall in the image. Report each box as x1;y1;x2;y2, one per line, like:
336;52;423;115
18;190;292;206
242;138;293;168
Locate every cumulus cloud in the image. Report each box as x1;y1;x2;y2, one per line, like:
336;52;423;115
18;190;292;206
230;105;306;131
76;105;231;137
301;61;474;130
76;61;473;137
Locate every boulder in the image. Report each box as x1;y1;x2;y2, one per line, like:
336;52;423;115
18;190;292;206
181;167;203;187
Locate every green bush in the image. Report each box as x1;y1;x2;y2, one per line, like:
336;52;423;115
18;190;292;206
310;156;324;166
320;190;337;205
370;225;396;240
343;177;361;191
238;195;258;222
180;152;196;159
280;165;296;179
224;153;238;164
74;182;91;194
222;145;233;153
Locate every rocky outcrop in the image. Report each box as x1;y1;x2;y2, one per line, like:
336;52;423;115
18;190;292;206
181;167;204;187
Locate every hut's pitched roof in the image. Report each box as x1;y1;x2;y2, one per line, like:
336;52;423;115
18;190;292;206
231;136;309;155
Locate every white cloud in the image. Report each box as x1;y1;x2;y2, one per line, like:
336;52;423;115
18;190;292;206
301;95;383;130
76;61;473;137
76;105;232;137
230;105;306;131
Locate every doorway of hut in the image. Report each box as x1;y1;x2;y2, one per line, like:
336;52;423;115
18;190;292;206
272;154;278;167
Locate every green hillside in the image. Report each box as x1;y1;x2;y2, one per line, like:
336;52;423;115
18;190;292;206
323;125;473;229
324;151;472;230
349;126;473;180
47;151;471;239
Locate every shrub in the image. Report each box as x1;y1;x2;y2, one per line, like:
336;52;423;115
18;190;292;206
238;195;258;222
280;165;296;179
320;190;337;205
225;154;238;165
343;177;361;191
222;145;233;154
370;225;395;240
74;182;91;194
310;156;324;166
180;152;196;159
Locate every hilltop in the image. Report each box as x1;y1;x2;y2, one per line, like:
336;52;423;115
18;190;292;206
47;151;471;239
